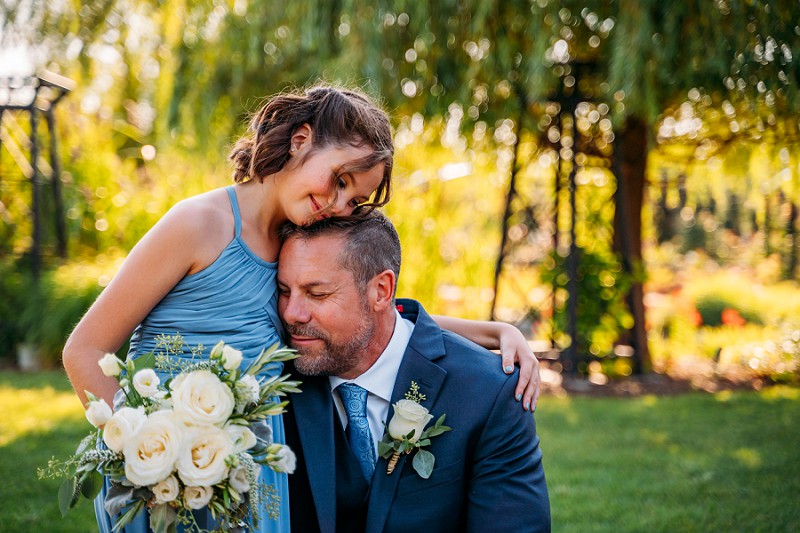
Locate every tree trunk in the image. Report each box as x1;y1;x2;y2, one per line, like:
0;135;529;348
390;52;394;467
612;116;651;374
786;200;798;280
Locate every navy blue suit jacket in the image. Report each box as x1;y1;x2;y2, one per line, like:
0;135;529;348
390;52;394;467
284;299;550;533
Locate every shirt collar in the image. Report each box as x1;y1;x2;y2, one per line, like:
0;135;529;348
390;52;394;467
329;309;413;402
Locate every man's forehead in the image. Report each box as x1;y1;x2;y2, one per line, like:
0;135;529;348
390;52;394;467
278;234;345;281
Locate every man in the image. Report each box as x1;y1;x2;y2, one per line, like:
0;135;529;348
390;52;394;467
277;212;550;533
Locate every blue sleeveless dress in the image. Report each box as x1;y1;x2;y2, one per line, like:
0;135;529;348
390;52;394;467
95;186;290;532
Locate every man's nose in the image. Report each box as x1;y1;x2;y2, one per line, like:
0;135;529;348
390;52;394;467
281;294;311;324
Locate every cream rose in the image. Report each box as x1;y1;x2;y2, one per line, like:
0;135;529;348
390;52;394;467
102;406;146;452
387;400;433;442
98;353;123;377
177;426;233;487
132;368;160;398
171;370;234;427
221;345;243;371
152;475;179;504
228;465;250;494
123;411;184;486
225;423;257;454
183;485;213;510
85;398;112;428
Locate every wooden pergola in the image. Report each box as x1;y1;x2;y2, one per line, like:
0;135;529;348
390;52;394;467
0;71;73;278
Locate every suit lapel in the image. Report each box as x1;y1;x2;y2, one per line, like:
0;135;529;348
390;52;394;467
290;372;337;533
365;302;447;533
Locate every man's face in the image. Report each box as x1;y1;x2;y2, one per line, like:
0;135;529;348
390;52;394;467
277;235;376;377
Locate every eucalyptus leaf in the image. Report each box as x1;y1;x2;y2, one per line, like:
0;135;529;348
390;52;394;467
378;441;395;456
150;502;178;533
134;351;156;372
412;449;435;479
424;425;451;438
75;433;96;455
80;470;103;500
58;477;76;517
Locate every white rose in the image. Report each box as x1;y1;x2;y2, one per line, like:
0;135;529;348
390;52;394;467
221;345;243;371
102;406;147;452
171;370;234;427
225;423;257;454
387;400;433;443
132;368;160;398
272;445;297;474
183;485;213;510
98;353;123;377
151;475;179;504
177;426;233;487
123;411;184;486
85;399;112;428
228;465;250;494
236;375;261;406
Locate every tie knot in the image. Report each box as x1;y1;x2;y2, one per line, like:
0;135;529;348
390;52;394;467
337;383;369;418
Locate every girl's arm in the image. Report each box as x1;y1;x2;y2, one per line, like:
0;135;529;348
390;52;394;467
431;315;541;411
63;201;214;407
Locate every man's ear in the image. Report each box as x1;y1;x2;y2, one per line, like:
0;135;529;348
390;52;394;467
289;124;313;153
367;270;396;312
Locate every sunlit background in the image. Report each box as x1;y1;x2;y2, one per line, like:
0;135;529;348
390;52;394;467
2;2;800;532
1;1;799;387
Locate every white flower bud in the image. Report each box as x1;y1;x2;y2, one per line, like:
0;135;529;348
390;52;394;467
98;353;123;377
85;398;112;428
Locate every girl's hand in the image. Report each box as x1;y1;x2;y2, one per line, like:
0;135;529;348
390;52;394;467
498;323;540;412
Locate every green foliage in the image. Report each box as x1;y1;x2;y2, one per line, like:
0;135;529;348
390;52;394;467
12;256;123;363
0;260;27;356
694;295;763;328
688;273;799;327
540;247;634;357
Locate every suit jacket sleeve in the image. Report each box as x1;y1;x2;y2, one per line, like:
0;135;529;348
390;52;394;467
466;373;551;533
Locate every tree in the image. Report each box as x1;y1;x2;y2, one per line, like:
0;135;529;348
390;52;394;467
6;0;799;373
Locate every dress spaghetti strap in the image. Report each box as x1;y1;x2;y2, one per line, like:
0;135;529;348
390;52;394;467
226;186;243;238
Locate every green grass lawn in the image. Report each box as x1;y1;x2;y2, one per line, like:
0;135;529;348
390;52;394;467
2;371;798;532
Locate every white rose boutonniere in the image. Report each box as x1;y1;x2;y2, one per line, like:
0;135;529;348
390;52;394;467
378;381;451;479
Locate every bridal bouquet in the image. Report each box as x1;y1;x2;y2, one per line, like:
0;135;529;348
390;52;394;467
40;336;300;532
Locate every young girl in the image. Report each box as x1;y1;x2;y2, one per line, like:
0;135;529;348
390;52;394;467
63;84;539;532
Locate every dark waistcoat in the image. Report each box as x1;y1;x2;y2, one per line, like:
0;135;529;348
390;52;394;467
334;416;372;533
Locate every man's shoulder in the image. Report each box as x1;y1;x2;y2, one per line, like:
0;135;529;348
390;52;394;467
399;299;514;390
438;329;515;391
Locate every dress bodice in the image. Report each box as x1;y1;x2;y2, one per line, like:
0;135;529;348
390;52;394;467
127;186;284;372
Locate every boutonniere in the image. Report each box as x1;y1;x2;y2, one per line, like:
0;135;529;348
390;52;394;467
378;381;451;479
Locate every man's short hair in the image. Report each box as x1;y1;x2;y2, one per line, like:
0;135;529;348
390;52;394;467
279;211;401;294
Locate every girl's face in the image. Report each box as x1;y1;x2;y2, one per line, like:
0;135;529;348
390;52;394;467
280;144;385;225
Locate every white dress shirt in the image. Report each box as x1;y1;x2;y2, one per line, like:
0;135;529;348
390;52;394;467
329;309;414;457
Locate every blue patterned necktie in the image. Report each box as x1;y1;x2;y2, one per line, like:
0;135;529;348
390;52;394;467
336;382;376;480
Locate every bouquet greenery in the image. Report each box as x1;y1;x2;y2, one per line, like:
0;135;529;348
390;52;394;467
40;335;300;532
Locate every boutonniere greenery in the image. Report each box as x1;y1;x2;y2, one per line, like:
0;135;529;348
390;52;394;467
378;381;451;479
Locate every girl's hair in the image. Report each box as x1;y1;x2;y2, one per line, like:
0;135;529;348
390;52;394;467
228;84;394;211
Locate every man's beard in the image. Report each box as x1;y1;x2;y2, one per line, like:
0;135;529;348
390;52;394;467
285;304;376;377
